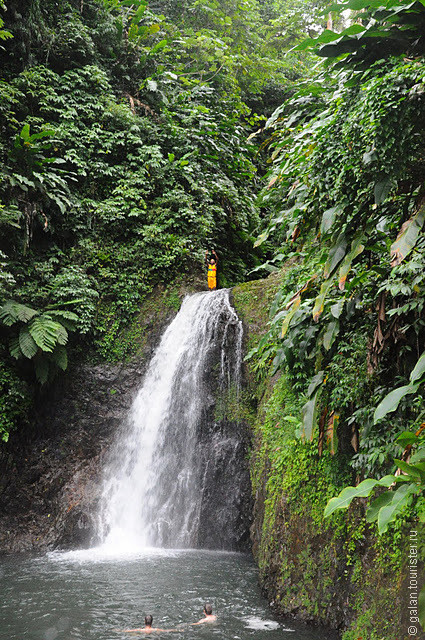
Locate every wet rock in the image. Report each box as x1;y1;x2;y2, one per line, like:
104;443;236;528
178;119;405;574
0;361;145;553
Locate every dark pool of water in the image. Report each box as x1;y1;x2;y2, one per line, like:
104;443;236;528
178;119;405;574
0;548;338;640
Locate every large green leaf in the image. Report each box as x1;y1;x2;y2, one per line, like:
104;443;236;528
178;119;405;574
394;459;425;484
28;129;55;142
307;371;325;397
19;123;30;143
394;458;423;481
377;483;418;534
338;235;365;290
324;478;379;517
28;317;68;352
9;336;21;360
330;300;345;319
133;1;148;24
51;345;68;371
396;431;420;447
53;322;68;346
374;383;420;423
374;176;393;205
301;391;319;441
409;446;425;464
374;474;399;488
46;310;78;331
18;326;38;359
323;233;347;278
254;230;270;248
281;297;301;337
365;491;393;523
320;206;340;235
313;277;334;321
0;301;38;326
327;1;384;13
390;205;425;266
323;319;340;350
410;351;425;384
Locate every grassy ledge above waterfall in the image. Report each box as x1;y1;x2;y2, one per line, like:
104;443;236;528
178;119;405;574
233;267;425;640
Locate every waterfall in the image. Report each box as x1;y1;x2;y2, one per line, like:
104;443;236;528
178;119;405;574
97;289;248;552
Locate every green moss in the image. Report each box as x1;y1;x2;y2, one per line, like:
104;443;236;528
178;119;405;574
233;269;285;354
235;269;415;638
214;385;256;425
92;275;203;362
0;359;31;443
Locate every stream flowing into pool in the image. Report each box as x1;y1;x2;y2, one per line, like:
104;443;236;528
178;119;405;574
0;549;337;640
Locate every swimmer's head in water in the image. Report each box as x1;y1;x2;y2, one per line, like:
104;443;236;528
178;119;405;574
145;615;153;627
204;604;213;615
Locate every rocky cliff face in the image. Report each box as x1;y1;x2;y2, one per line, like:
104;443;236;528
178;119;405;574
0;361;144;552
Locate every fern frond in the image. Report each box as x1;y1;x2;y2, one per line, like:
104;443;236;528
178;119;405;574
51;345;68;371
28;316;68;352
19;326;39;359
46;310;78;321
9;336;21;359
46;299;84;308
54;322;68;346
46;310;78;331
0;300;38;326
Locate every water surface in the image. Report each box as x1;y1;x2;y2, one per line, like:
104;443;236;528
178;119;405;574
0;549;337;640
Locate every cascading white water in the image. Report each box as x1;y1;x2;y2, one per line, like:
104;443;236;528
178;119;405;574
98;289;244;552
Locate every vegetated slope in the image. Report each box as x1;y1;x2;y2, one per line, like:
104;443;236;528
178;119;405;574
235;2;425;639
0;0;315;441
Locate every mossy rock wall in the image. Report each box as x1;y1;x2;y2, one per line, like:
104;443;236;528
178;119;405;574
233;273;423;640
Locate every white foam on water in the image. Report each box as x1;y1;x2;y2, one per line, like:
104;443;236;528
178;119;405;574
47;544;242;565
244;616;294;631
46;545;177;564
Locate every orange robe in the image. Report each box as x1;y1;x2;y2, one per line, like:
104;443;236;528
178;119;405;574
207;263;217;289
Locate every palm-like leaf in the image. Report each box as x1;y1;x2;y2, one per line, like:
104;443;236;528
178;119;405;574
19;326;38;359
0;301;38;326
46;310;78;331
9;336;21;359
28;316;68;352
51;345;68;371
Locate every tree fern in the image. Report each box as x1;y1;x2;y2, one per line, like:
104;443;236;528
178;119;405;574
46;310;78;331
28;316;68;352
51;345;68;371
9;336;22;360
18;326;38;359
1;299;77;381
0;301;38;326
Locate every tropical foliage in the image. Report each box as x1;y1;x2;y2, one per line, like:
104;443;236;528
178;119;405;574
248;0;425;630
0;0;320;438
1;0;424;633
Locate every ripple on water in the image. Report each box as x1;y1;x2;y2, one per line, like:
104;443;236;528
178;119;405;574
1;550;336;640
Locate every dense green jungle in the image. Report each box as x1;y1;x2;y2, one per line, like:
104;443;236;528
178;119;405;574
1;0;425;638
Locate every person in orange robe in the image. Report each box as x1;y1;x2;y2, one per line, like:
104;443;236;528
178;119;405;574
205;249;218;291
